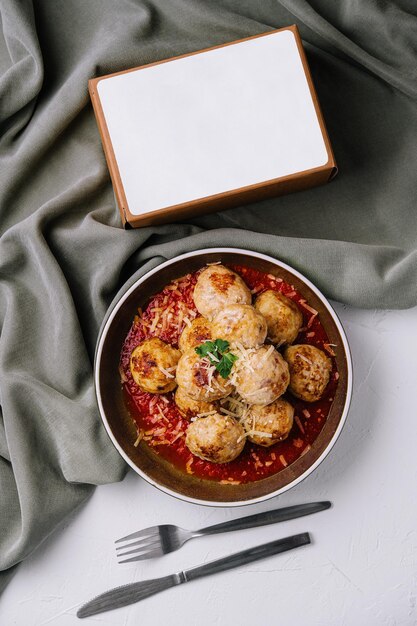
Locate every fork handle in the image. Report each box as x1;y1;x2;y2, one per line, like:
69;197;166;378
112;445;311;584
196;501;331;536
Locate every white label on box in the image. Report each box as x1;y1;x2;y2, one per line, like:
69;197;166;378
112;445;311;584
98;30;329;216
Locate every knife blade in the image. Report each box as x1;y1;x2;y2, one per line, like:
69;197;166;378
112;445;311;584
77;532;310;618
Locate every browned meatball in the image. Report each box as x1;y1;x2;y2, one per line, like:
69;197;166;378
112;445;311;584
193;265;251;319
212;304;267;349
176;349;233;402
245;398;294;446
233;345;290;405
284;344;332;402
130;338;180;393
255;290;303;346
179;317;214;352
185;413;245;463
174;386;217;420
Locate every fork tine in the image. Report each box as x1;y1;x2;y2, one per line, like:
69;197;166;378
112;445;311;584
116;539;161;558
118;547;164;564
115;527;157;544
115;535;160;551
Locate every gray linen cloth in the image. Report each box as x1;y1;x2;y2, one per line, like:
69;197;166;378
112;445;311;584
0;0;416;592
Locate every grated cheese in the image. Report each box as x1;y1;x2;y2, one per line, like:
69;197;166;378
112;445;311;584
237;432;249;444
220;479;241;485
300;444;311;457
299;299;319;327
171;431;184;444
150;312;160;333
323;343;337;356
156;405;168;422
158;365;175;379
233;342;256;373
152;427;167;437
134;431;144;447
298;353;313;365
219;407;238;417
295;415;305;434
249;430;273;439
307;314;318;328
259;344;274;365
205;364;217;393
186;458;194;474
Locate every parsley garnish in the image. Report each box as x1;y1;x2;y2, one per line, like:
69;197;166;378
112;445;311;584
195;339;238;379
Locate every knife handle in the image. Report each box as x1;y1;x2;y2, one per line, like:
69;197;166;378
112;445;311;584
183;532;310;583
196;501;330;535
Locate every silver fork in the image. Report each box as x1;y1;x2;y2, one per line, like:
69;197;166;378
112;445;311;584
115;501;330;563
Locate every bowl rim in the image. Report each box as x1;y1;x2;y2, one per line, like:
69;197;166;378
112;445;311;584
95;247;353;507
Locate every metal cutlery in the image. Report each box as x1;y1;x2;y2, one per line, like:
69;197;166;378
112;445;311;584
78;532;311;618
115;500;330;562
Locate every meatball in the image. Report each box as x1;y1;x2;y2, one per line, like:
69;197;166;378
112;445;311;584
179;317;214;352
130;338;180;394
212;304;267;349
245;398;294;446
284;344;332;402
185;413;245;463
176;349;233;402
255;290;303;346
174;386;217;420
193;265;251;320
233;345;289;405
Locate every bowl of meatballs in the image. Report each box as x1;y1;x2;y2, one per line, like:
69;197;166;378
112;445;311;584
95;248;352;506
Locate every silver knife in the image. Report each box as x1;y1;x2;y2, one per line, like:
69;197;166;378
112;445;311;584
77;532;310;618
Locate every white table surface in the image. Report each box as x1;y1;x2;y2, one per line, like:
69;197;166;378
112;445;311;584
2;303;417;626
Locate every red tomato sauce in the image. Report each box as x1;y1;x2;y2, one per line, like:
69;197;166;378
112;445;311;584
120;265;339;484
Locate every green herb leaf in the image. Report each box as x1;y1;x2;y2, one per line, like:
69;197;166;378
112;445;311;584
216;351;238;378
195;338;238;379
195;340;216;358
213;338;230;353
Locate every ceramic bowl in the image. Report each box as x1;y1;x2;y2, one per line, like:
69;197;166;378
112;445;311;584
95;248;352;506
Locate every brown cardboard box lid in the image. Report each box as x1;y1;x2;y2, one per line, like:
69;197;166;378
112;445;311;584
89;25;337;227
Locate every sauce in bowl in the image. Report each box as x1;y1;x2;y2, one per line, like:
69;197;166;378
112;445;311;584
120;264;339;485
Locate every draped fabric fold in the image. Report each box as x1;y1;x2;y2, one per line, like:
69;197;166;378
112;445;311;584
0;0;416;592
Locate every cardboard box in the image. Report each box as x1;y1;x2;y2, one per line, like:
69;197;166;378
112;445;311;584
89;25;337;228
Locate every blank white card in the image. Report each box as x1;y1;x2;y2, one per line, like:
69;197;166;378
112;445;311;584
97;29;329;215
